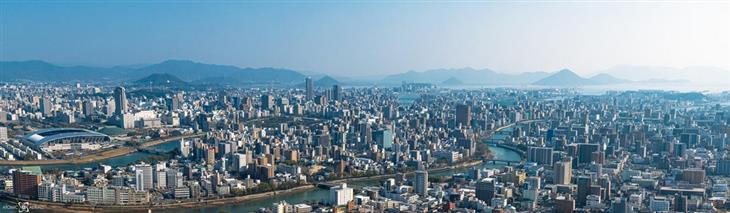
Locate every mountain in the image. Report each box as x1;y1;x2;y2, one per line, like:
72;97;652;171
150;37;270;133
134;73;187;86
382;68;550;85
296;76;341;88
588;73;631;85
533;70;631;86
134;60;306;84
0;60;307;85
533;69;590;86
0;60;132;82
598;65;729;85
441;77;463;85
315;76;340;87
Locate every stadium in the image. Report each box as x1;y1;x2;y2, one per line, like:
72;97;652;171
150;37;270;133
23;128;111;152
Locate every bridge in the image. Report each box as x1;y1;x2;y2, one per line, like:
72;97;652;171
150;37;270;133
484;159;521;166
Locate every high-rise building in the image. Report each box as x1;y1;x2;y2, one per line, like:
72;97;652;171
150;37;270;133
577;143;599;164
555;195;575;213
261;95;274;110
576;176;592;207
717;159;730;176
674;194;687;212
414;170;428;196
455;104;471;127
13;168;41;199
305;77;314;101
682;168;705;184
373;129;394;149
554;157;572;185
135;164;153;191
331;85;341;101
82;100;94;116
113;86;127;115
40;97;53;116
528;146;554;165
611;198;633;213
0;126;7;141
329;183;353;206
475;178;495;203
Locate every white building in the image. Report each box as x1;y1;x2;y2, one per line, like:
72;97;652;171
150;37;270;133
329;183;353;206
135;164;153;191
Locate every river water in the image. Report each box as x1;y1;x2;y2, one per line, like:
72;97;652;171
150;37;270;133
0;126;521;213
160;145;521;213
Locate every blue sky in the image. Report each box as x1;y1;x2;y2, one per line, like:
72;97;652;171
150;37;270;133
1;1;728;76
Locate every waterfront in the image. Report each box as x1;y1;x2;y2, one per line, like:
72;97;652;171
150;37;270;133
158;145;522;213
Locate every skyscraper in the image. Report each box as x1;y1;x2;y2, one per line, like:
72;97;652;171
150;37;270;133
261;94;274;110
455;104;471;127
332;84;341;102
414;170;428;196
554;157;572;185
40;97;52;116
113;86;127;115
305;77;314;101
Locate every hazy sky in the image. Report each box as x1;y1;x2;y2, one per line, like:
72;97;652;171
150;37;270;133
1;1;728;76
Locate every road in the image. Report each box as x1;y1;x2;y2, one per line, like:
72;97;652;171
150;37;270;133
0;133;204;166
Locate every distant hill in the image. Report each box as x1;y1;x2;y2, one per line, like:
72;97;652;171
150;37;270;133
134;73;187;86
588;73;631;85
598;65;729;85
134;60;306;84
296;76;341;88
382;68;550;85
0;60;132;82
0;60;307;85
315;76;340;87
533;69;629;86
441;77;464;85
533;69;590;86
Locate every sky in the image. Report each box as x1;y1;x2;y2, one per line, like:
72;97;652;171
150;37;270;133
0;1;728;77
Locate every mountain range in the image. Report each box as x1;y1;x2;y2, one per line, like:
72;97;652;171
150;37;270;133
2;60;725;87
0;60;306;85
532;69;632;86
382;68;552;85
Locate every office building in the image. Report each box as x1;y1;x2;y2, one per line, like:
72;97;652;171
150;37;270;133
476;178;495;203
455;104;471;127
576;176;592;207
305;77;314;101
113;86;127;115
554;157;572;185
332;85;341;101
414;170;428;196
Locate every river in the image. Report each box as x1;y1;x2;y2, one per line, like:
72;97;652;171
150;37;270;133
0;128;521;213
159;145;522;213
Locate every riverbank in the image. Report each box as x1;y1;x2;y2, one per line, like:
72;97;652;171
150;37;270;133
0;133;204;166
1;184;316;213
1;159;486;212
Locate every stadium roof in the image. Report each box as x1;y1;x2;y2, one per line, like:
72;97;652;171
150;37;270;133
24;128;110;146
